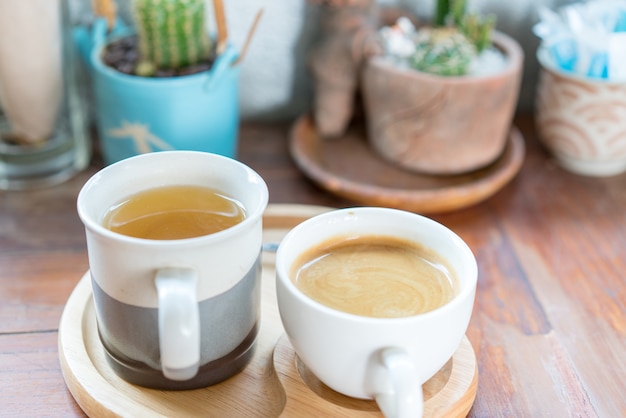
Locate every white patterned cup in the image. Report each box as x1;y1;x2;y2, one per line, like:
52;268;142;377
535;47;626;177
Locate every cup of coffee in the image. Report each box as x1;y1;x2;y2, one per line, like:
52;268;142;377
77;151;268;390
275;207;477;418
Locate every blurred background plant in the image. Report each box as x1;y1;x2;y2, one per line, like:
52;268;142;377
132;0;214;76
378;0;498;76
410;27;476;76
436;0;495;52
93;0;228;77
411;0;496;76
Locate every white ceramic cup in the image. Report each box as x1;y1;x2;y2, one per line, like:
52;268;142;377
275;207;477;418
77;151;268;389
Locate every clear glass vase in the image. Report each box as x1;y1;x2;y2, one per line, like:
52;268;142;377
0;0;91;190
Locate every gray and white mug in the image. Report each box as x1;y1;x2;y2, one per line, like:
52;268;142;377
77;151;268;389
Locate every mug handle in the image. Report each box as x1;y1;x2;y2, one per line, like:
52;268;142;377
155;267;200;381
371;347;423;418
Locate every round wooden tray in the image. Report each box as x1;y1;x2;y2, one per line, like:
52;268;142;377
274;335;477;417
58;204;478;417
289;115;525;213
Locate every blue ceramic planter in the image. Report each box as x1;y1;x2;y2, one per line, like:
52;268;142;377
86;21;240;165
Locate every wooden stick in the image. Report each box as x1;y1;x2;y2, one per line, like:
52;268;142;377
213;0;228;55
92;0;117;30
232;9;264;67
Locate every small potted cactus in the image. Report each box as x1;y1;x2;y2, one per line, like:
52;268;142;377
83;0;242;165
361;0;524;175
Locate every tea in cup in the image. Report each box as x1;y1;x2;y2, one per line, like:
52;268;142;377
77;151;268;389
102;184;246;240
275;207;477;417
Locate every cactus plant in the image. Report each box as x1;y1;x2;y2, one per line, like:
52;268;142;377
411;0;496;76
132;0;213;76
436;0;495;52
459;12;496;53
410;27;476;76
434;0;452;27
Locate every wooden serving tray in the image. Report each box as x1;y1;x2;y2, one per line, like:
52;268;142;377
289;115;525;213
58;204;478;417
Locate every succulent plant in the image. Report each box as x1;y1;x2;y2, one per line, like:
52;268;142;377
411;27;476;76
411;0;496;76
132;0;213;75
459;12;496;53
448;0;496;54
434;0;453;27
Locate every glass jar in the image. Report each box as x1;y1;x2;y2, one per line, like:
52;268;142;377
0;0;91;190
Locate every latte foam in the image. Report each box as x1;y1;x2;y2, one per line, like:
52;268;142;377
291;236;458;318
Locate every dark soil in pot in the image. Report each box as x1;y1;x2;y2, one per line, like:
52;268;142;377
101;35;216;77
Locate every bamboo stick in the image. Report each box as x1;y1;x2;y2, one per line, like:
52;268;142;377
213;0;228;55
92;0;117;30
232;9;264;67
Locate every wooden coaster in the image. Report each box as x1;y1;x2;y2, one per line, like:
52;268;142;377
58;204;478;417
274;335;477;417
289;114;525;213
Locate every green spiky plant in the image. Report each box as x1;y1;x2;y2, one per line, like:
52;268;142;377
410;0;496;76
410;27;476;76
132;0;214;76
448;0;496;53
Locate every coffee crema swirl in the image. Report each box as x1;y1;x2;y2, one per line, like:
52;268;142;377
291;236;458;318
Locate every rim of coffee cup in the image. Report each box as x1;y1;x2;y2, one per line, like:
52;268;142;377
77;151;269;246
275;207;478;323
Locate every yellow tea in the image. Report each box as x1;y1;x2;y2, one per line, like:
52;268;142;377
102;185;246;240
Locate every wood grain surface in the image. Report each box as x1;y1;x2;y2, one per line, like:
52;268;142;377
1;114;625;417
289;114;525;213
274;334;477;417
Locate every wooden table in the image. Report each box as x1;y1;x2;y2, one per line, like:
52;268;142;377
1;114;624;417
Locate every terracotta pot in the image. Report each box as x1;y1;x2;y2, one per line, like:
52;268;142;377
361;31;523;175
535;47;626;177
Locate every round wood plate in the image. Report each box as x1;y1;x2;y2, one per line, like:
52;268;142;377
289;115;525;213
58;204;478;417
275;335;477;417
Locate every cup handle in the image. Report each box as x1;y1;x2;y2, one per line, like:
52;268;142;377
372;347;423;418
155;267;200;381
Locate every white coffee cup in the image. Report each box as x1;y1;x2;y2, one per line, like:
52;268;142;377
275;207;477;418
77;151;268;389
